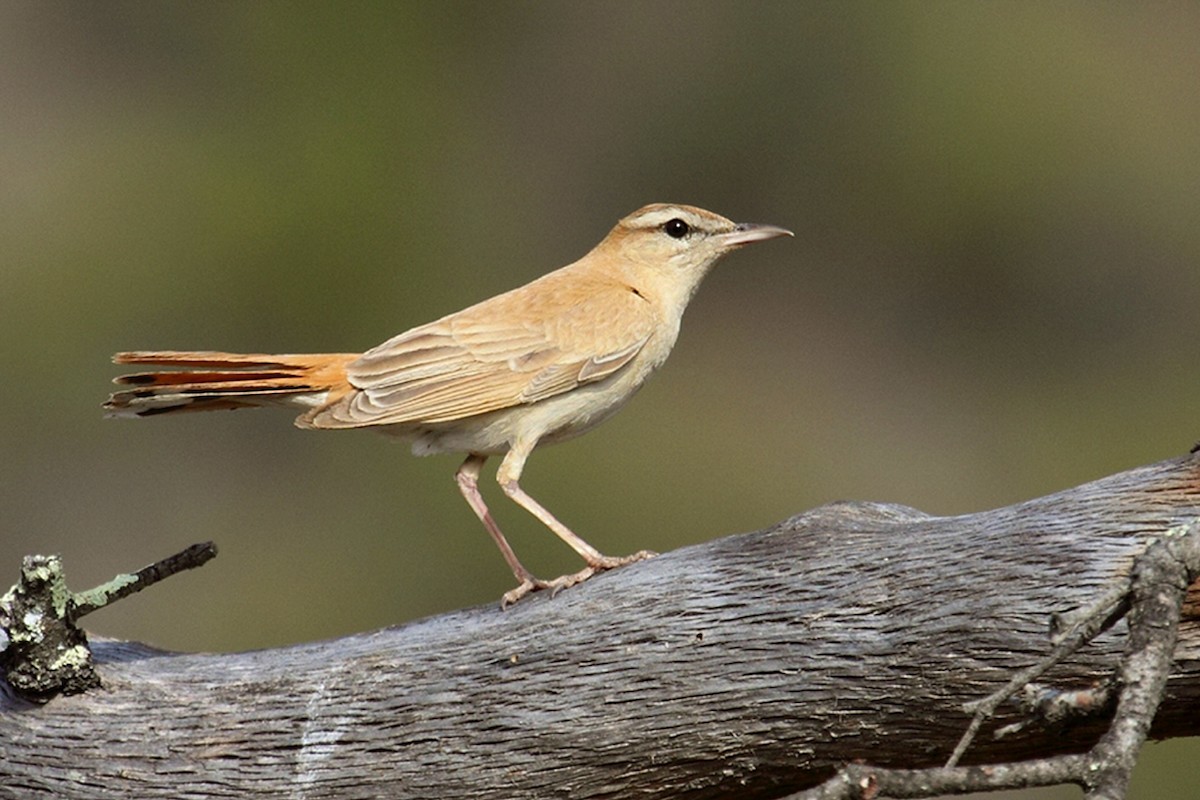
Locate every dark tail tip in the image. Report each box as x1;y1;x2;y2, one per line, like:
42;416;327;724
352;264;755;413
116;373;157;385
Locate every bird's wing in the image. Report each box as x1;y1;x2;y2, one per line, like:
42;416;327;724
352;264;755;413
310;280;656;427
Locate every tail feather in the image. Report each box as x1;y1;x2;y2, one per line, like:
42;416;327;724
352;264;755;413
116;370;302;387
113;351;329;369
105;350;358;419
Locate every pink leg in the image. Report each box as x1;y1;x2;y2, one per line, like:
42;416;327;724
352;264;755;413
455;454;540;606
495;443;656;599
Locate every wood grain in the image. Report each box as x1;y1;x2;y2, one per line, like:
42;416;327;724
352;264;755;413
3;454;1200;799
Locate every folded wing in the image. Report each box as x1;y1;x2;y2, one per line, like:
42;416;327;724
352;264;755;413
303;282;655;428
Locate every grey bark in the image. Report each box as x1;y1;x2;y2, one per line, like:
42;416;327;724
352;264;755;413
3;454;1200;799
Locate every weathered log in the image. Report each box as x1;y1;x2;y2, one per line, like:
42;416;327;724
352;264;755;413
3;453;1200;799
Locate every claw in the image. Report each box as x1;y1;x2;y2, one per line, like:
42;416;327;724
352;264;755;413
498;551;658;608
587;549;657;570
500;579;539;609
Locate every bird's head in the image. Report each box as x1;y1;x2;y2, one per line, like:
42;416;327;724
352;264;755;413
593;203;793;306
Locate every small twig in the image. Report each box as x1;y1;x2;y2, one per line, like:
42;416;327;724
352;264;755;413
1048;580;1134;645
70;541;217;619
945;575;1131;767
1082;523;1196;799
789;755;1090;799
1;542;218;702
994;680;1116;740
790;519;1200;800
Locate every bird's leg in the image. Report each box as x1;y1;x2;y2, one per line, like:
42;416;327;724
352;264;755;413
454;454;548;607
495;444;656;599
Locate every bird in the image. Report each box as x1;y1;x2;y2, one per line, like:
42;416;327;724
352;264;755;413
105;203;793;607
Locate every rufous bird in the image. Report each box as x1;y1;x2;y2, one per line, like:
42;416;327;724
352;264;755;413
105;203;792;606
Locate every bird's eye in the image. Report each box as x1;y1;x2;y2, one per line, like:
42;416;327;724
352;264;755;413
663;218;690;239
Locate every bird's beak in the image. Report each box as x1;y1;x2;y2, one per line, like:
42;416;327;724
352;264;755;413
719;222;795;248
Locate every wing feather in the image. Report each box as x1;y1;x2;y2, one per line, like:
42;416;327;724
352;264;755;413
309;279;656;427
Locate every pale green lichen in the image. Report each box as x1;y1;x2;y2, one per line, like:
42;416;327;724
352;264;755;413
72;571;138;612
14;556;73;617
1;553;102;698
21;610;45;637
1159;520;1198;539
49;643;92;671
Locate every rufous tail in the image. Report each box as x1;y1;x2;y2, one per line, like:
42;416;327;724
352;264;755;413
104;351;358;419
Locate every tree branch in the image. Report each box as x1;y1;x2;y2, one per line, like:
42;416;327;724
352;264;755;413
787;520;1199;799
3;454;1200;799
0;542;216;701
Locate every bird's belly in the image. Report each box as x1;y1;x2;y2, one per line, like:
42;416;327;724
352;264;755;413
396;370;648;457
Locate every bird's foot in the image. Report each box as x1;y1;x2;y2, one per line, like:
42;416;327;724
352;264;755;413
499;550;658;608
500;567;593;608
587;549;658;570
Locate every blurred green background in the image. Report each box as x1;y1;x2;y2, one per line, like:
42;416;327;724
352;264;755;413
2;3;1198;796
